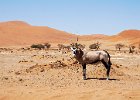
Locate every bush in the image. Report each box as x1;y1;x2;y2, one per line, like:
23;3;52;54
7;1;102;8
57;44;63;50
31;44;45;49
70;43;85;49
77;43;85;49
115;44;124;51
129;45;135;53
31;43;51;50
89;43;100;50
44;43;51;49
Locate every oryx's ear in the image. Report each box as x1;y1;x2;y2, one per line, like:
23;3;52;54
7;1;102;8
77;47;81;51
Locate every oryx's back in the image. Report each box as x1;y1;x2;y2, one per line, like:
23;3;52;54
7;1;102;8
82;51;109;63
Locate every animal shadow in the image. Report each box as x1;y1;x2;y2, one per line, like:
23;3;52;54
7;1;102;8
87;77;119;81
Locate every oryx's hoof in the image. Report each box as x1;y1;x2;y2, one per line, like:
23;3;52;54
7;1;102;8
83;76;86;80
106;77;110;80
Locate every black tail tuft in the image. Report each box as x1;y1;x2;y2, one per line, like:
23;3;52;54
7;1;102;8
103;50;112;65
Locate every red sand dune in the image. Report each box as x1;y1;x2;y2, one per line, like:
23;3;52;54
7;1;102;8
119;30;140;38
0;21;77;46
107;30;140;45
0;21;140;46
79;34;108;41
118;30;140;45
0;21;109;46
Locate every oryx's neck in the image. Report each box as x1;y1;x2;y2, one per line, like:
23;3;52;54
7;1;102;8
75;51;85;63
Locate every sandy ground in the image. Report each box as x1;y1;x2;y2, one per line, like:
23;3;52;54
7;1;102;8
0;46;140;100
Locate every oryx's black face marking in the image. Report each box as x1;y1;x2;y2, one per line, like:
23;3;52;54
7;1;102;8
71;47;77;56
71;47;84;59
73;49;77;54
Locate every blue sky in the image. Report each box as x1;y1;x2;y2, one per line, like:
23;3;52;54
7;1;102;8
0;0;140;35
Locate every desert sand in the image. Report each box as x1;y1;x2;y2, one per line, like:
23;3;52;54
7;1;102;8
0;21;140;100
0;44;140;100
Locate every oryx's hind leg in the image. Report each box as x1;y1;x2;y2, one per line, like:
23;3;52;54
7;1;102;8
106;64;110;80
101;60;111;80
82;64;86;80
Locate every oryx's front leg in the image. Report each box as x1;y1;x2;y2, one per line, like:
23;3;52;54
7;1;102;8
82;64;86;80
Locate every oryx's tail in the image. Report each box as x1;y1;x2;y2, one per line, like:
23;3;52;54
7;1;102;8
103;50;112;65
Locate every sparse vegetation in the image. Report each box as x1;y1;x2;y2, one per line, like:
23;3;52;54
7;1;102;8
58;44;65;50
115;43;124;51
31;43;51;50
70;43;85;49
89;42;100;50
31;44;45;49
44;43;51;49
129;45;135;53
57;44;70;51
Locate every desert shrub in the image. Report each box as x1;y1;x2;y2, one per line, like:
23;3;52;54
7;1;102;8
77;43;85;49
129;45;135;53
31;44;45;49
70;43;85;49
131;45;135;49
115;44;124;51
44;43;51;49
89;43;100;50
58;44;64;50
57;44;71;53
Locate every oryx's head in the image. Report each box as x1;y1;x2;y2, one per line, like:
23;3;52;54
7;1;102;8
70;47;77;55
70;47;83;57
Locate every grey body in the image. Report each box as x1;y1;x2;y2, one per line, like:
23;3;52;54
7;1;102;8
79;51;109;64
71;47;112;80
